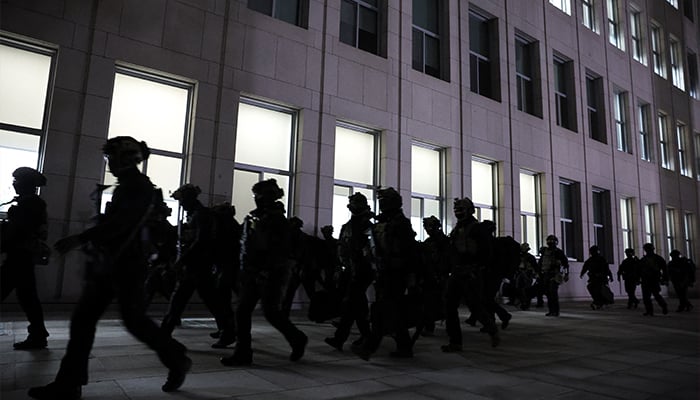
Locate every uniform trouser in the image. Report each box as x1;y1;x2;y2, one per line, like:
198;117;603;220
0;251;48;339
671;280;691;309
641;282;667;314
55;262;187;386
445;270;496;346
422;279;446;331
545;279;560;314
363;276;412;354
162;267;235;338
333;276;372;344
282;266;317;318
144;265;175;307
234;270;306;355
623;280;639;307
484;275;510;321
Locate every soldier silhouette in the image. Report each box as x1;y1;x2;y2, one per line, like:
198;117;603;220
538;235;569;317
667;249;695;312
639;243;669;316
29;137;191;400
617;248;641;309
1;167;49;350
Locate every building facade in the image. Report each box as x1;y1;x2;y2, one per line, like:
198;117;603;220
1;0;698;301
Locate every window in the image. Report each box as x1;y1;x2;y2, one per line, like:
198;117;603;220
695;133;700;181
515;34;539;116
620;198;634;251
586;73;605;142
105;68;193;224
644;204;657;247
234;99;296;218
520;171;541;254
683;213;694;259
550;0;571;15
630;9;645;64
592;188;612;260
470;10;500;101
677;123;692;177
638;103;652;161
413;0;445;79
248;0;307;27
607;0;624;50
651;24;665;77
582;0;597;32
560;179;581;260
340;0;380;55
554;55;576;131
670;38;686;90
666;208;677;254
0;37;54;213
472;158;497;225
684;0;694;21
331;123;377;234
411;144;443;241
614;89;630;152
666;0;679;9
658;113;673;170
688;51;698;99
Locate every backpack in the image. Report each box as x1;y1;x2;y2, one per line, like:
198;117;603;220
210;202;242;264
490;235;521;279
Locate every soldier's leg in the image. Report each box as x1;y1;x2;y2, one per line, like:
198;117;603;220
14;256;48;340
196;273;235;346
0;257;17;301
443;274;464;348
652;288;668;313
260;274;307;358
161;272;196;335
641;284;654;314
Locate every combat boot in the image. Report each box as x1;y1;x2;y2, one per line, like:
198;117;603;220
13;336;47;350
161;355;192;392
28;382;81;400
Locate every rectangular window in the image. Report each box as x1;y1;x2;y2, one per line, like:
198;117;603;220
248;0;307;27
695;132;700;181
683;213;694;259
677;123;692;177
0;37;55;213
607;0;625;51
520;171;541;254
659;113;673;170
670;38;686;90
688;52;698;99
638;103;652;161
331;123;377;234
412;0;444;79
666;208;677;254
620;198;634;251
515;35;539;116
630;9;646;64
472;158;497;226
684;0;694;21
644;204;657;247
592;188;612;260
411;144;443;240
554;55;577;132
340;0;380;55
614;89;630;152
550;0;571;15
106;68;193;224
651;24;665;77
560;179;581;260
587;73;605;143
582;0;597;32
666;0;679;9
234;99;296;217
470;10;500;101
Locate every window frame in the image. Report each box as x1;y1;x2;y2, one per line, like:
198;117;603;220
586;72;606;143
559;179;582;260
651;24;666;77
553;54;576;132
630;8;646;64
613;89;630;153
658;112;673;170
247;0;308;28
582;0;597;32
683;212;694;260
411;143;445;241
638;102;653;161
339;0;382;56
666;208;677;254
471;157;498;228
620;197;634;251
412;0;446;80
669;37;686;90
677;122;692;177
515;34;538;116
520;170;541;254
549;0;571;15
592;188;613;261
644;204;657;248
469;9;499;101
607;0;625;51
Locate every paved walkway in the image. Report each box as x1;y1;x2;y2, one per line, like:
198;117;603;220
1;301;698;399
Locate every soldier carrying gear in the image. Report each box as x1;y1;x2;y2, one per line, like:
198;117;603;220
537;234;569;317
667;249;695;312
580;245;614;310
30;137;191;400
1;167;50;351
161;183;236;349
639;243;669;316
221;178;308;367
617;248;641;309
418;215;451;336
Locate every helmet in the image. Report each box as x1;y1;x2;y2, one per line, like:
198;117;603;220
520;242;531;253
643;243;654;252
589;245;599;254
320;225;334;235
171;183;201;201
377;187;402;211
670;249;681;258
423;215;441;229
13;167;46;187
546;235;558;244
252;178;284;201
624;248;635;256
102;136;150;165
453;197;475;215
347;192;370;214
289;216;304;229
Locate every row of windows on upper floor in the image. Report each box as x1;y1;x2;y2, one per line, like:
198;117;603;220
1;32;696;264
251;0;698;95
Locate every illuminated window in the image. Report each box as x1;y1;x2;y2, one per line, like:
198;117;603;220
677;122;692;177
670;37;686;90
614;89;630;152
666;208;677;254
0;37;54;213
472;158;497;226
644;204;657;247
550;0;571;15
607;0;625;50
683;213;694;259
411;144;443;240
658;113;673;170
331;123;377;234
651;24;665;77
620;197;634;251
233;99;296;217
582;0;597;32
104;68;193;224
630;9;646;64
520;171;541;254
